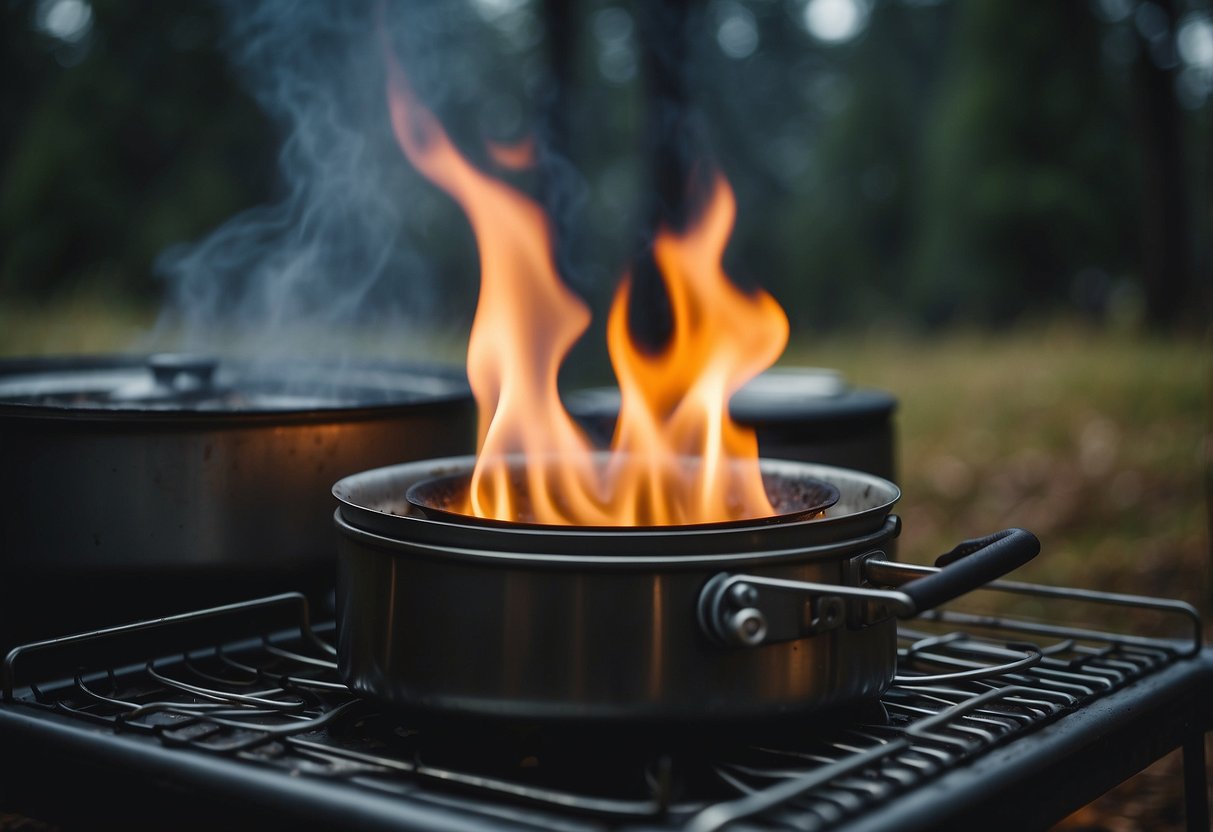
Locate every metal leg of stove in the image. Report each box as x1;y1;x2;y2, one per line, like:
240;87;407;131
1183;735;1209;832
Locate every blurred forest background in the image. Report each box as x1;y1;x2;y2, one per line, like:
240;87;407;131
0;0;1210;333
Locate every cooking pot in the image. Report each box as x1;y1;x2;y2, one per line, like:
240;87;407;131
332;456;1039;721
0;354;474;579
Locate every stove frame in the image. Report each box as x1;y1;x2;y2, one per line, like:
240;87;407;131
1;584;1208;831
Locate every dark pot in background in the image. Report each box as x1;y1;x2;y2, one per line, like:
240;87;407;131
566;368;898;482
0;354;475;648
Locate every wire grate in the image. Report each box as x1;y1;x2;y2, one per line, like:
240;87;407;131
1;588;1201;832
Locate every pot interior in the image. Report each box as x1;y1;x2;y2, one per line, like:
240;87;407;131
404;463;841;531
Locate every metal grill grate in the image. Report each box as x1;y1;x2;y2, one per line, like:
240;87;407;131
0;588;1203;832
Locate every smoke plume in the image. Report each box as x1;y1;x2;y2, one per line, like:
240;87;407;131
150;1;538;360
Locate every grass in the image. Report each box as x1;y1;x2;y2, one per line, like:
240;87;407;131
785;323;1212;635
0;288;157;356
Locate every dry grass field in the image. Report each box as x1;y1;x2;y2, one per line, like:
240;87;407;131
785;325;1211;627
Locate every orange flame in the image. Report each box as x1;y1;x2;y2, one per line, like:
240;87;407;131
386;56;789;526
605;178;789;524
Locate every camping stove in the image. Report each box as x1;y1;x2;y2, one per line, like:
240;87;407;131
1;583;1208;831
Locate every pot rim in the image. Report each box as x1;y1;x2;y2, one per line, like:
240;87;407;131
0;354;472;424
334;508;901;569
333;455;902;559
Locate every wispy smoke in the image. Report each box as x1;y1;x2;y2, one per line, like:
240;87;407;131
151;1;512;358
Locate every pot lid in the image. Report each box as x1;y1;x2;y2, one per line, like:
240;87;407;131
566;368;896;430
0;354;471;414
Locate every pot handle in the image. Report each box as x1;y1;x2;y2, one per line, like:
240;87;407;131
699;528;1040;647
867;528;1040;613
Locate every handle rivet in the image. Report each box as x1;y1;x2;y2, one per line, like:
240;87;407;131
727;608;768;646
728;583;759;608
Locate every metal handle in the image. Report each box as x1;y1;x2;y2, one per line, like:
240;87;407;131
698;571;915;647
698;528;1040;648
866;528;1040;613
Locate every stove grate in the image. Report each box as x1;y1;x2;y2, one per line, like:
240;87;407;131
1;587;1203;832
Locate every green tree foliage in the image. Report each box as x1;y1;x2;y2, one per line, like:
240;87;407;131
699;0;1206;330
910;2;1136;325
0;0;1207;329
0;0;274;297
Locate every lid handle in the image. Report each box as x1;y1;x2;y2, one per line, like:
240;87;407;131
148;353;218;392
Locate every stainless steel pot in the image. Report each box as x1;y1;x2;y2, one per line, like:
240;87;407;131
0;354;475;576
333;456;1038;721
